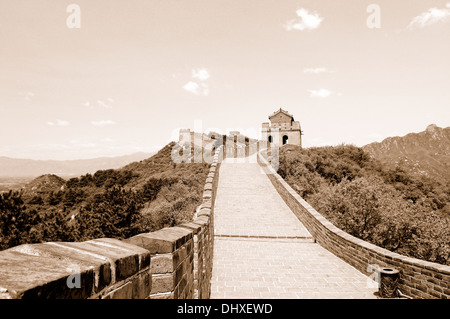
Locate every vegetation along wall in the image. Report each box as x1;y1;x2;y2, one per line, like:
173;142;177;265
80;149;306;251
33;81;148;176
0;146;223;299
258;151;450;299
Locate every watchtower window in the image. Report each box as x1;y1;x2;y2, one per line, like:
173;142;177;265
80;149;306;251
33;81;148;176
268;135;272;143
282;135;288;145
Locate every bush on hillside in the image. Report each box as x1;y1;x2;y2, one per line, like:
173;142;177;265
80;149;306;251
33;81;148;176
0;142;211;251
278;144;450;265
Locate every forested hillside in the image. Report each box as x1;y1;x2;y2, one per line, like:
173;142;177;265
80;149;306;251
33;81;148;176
363;124;450;185
278;144;450;265
0;142;210;250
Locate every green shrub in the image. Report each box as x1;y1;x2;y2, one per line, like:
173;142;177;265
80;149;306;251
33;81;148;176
279;144;450;265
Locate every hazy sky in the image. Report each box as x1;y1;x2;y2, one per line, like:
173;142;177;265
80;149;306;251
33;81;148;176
1;0;449;160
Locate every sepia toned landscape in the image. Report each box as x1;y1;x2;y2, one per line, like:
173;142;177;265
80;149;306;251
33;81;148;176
0;1;449;303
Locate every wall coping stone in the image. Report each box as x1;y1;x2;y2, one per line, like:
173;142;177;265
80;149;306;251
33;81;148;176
0;237;150;299
192;216;209;226
197;209;211;217
0;249;96;299
124;227;193;254
178;222;203;234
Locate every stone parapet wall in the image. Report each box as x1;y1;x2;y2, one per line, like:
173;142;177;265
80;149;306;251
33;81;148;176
0;146;223;299
258;151;450;299
0;238;151;299
125;227;194;299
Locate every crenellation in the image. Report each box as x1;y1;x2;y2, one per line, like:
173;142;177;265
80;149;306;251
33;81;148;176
0;145;223;300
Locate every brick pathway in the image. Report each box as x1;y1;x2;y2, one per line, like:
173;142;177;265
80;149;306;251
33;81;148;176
210;155;378;299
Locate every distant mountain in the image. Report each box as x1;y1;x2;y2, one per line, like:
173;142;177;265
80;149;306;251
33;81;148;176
363;124;450;185
21;174;66;197
0;140;214;251
0;152;154;178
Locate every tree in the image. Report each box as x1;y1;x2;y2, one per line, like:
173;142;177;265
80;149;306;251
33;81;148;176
76;187;143;240
0;191;42;249
310;177;383;241
279;144;450;265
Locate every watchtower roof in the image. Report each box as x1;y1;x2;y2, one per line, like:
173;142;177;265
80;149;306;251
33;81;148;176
269;108;294;120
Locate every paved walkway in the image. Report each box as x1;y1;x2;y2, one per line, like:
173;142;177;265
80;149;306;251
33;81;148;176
210;155;378;299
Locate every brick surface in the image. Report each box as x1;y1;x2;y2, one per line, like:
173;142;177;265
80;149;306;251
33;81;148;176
211;238;378;299
214;157;312;239
210;155;378;299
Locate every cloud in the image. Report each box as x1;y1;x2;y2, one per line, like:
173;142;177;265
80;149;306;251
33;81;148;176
284;8;323;31
192;68;210;81
308;89;332;98
183;81;200;94
303;67;329;74
183;81;209;96
48;119;70;127
407;4;450;30
183;67;211;96
91;120;116;127
83;98;115;108
97;100;113;108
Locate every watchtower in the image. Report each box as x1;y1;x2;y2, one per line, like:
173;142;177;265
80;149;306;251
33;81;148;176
262;108;302;147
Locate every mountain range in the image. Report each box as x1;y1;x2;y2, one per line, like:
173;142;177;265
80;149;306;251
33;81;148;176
363;124;450;185
1;124;449;193
0;152;154;178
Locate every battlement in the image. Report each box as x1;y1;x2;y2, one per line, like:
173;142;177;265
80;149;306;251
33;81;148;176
0;147;223;299
258;150;450;299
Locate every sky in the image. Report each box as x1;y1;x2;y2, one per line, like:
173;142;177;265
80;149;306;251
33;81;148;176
0;0;449;160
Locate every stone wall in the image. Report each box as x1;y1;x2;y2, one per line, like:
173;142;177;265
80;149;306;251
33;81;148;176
0;146;223;299
258;151;450;299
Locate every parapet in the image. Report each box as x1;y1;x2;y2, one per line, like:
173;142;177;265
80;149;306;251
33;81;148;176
257;150;450;299
0;146;224;299
0;238;150;299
